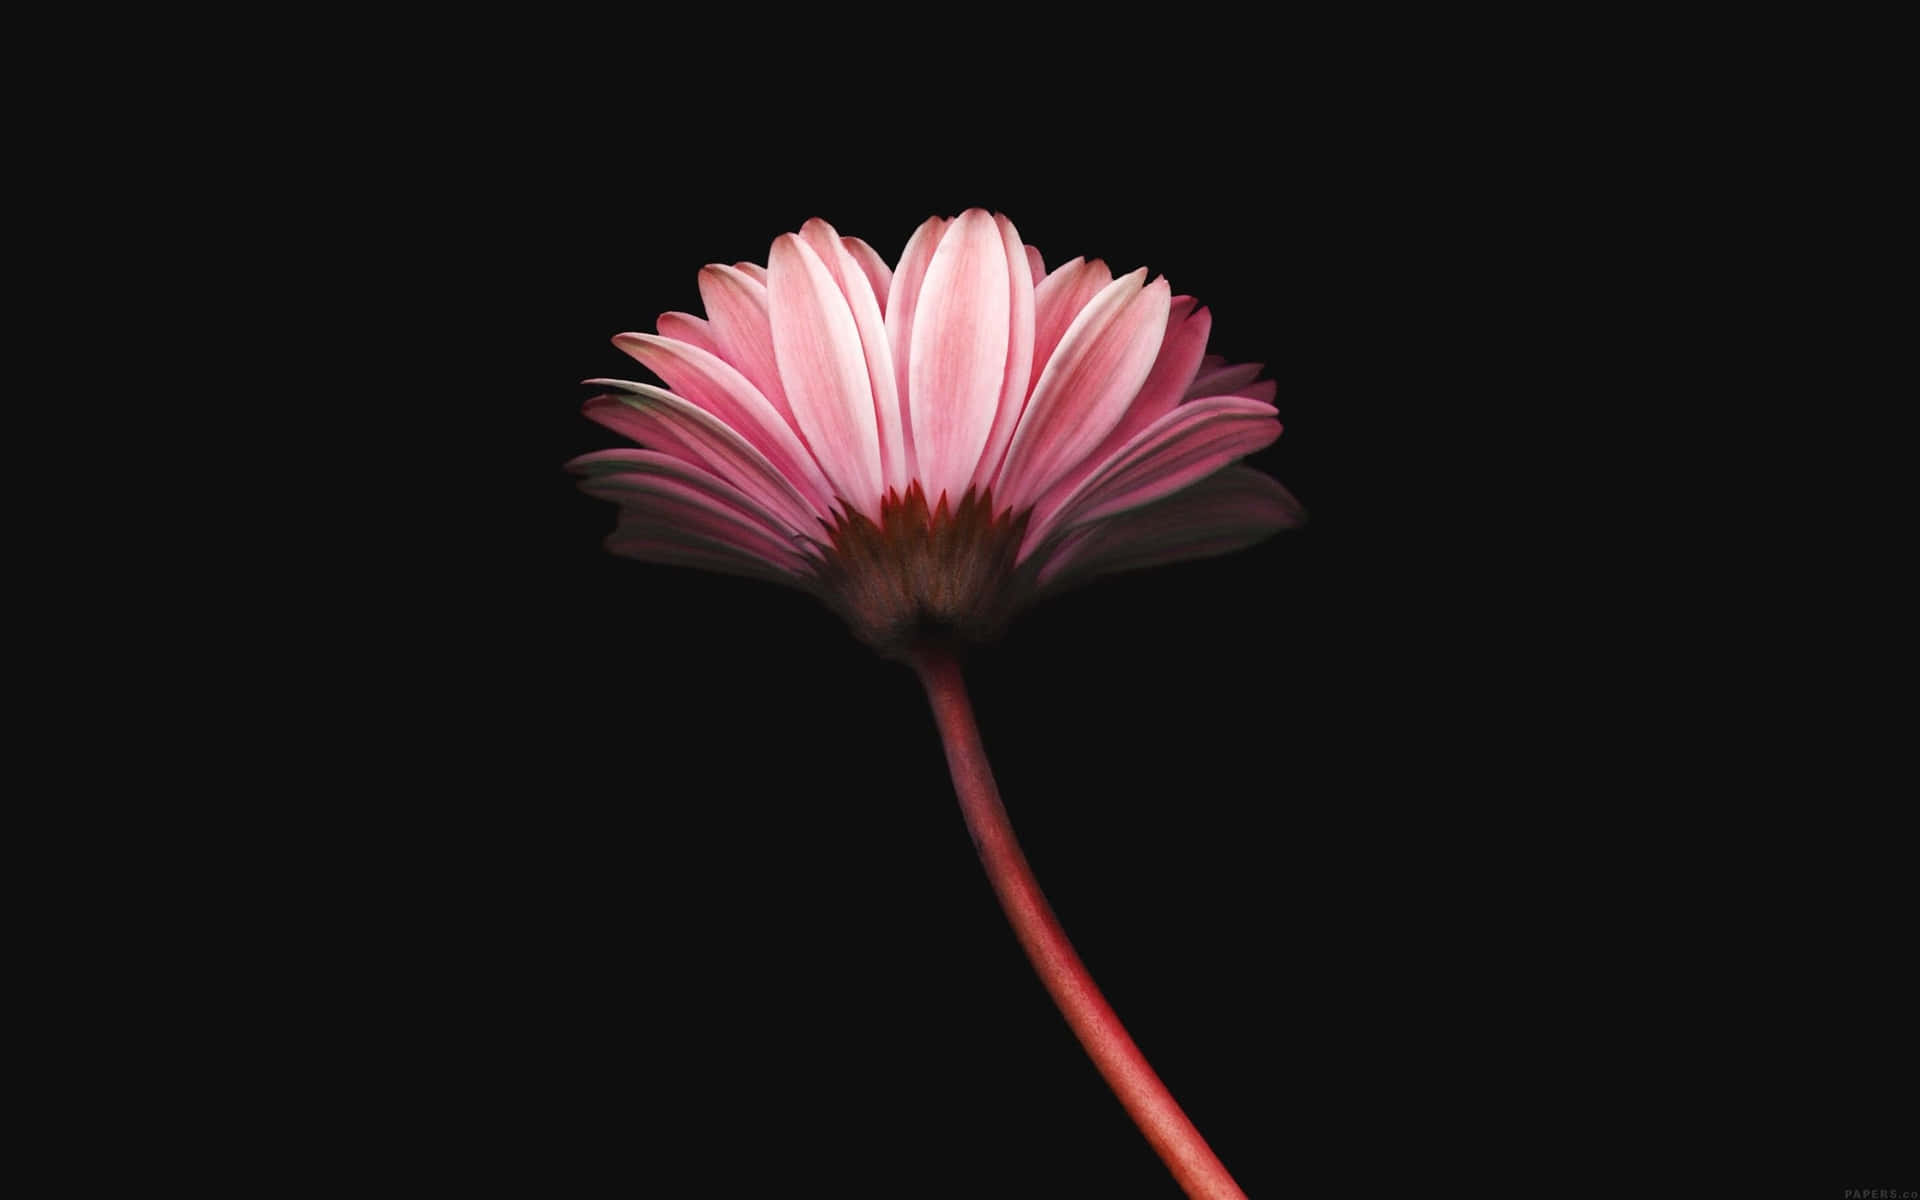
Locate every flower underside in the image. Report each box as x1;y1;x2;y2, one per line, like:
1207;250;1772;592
812;483;1032;654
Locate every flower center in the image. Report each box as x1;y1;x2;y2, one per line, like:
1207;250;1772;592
810;483;1032;657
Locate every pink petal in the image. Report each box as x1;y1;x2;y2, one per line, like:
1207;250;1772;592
1024;244;1045;286
569;448;820;573
968;213;1038;494
767;234;885;515
1183;359;1263;403
654;312;721;358
732;261;768;283
1028;257;1114;393
1030;297;1212;512
1022;395;1281;555
797;218;854;291
1031;465;1304;591
698;265;798;433
995;270;1171;514
1132;299;1213;422
794;219;909;495
612;332;836;513
842;236;894;315
906;209;1012;506
1235;379;1277;406
582;382;827;534
883;215;951;475
603;526;807;585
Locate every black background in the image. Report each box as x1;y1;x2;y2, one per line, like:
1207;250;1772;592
195;38;1911;1198
347;113;1485;1196
400;147;1367;1196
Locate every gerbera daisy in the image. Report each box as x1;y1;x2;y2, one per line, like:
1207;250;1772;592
569;210;1300;1198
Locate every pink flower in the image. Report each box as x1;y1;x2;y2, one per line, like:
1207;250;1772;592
569;209;1302;654
568;210;1299;1196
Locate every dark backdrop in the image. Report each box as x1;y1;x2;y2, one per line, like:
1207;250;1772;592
360;114;1455;1197
279;51;1909;1199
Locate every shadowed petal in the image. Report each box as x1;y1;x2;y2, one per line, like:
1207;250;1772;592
768;234;886;516
907;209;1011;506
1184;359;1263;402
583;381;828;534
612;332;836;513
603;526;808;585
1032;465;1305;591
569;448;821;573
1031;297;1212;512
996;270;1170;514
1129;298;1213;423
1235;379;1277;406
1024;244;1045;286
1023;395;1281;554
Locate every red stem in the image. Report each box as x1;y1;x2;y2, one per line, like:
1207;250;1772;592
910;645;1247;1200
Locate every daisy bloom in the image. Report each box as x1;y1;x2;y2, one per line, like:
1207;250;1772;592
569;210;1301;1199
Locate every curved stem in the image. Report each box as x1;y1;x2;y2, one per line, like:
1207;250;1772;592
910;645;1247;1200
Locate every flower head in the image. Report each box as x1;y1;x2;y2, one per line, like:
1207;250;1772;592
569;210;1303;655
